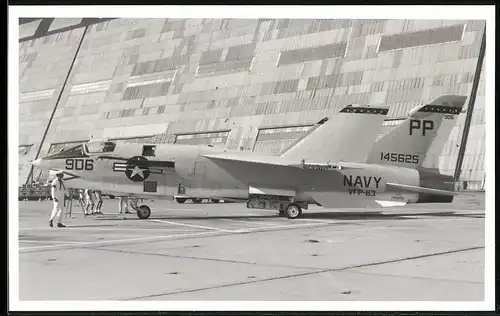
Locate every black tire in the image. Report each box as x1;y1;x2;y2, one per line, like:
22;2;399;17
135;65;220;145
285;203;302;219
136;205;151;219
176;198;187;204
192;198;203;204
211;199;220;203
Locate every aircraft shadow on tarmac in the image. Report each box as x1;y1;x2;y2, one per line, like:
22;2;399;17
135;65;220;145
97;210;484;222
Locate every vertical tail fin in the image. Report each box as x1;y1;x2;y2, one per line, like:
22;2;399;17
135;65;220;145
367;95;467;169
280;105;389;163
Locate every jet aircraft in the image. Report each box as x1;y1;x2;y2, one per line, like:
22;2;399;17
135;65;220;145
31;95;467;219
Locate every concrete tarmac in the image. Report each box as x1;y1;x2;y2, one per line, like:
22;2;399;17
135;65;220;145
18;193;485;301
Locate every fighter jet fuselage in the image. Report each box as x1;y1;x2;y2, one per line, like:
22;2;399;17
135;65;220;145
32;141;450;209
31;95;464;219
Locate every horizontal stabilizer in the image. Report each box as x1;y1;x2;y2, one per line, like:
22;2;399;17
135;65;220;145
386;183;457;196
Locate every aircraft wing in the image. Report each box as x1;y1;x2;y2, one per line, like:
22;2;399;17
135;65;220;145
385;183;457;196
204;152;295;167
204;152;362;171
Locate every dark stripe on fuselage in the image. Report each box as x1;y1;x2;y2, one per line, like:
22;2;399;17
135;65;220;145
339;107;389;115
418;105;463;114
127;160;175;169
148;161;175;168
100;157;175;168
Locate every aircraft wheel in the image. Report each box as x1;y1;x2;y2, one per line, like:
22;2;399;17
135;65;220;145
192;198;203;204
176;198;187;204
136;205;151;219
285;203;302;219
211;199;220;203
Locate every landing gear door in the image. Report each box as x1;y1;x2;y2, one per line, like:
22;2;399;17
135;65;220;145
247;186;297;210
249;187;296;197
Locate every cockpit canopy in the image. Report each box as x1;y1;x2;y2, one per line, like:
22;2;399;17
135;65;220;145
44;144;86;159
85;141;116;154
43;141;116;160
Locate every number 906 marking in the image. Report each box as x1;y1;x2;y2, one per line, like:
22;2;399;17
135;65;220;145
65;159;94;171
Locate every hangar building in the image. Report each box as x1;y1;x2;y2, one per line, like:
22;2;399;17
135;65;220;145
18;18;486;190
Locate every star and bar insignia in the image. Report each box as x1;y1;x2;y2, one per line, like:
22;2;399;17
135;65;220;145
112;156;173;182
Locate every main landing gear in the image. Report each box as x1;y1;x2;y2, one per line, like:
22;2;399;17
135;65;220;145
247;194;306;220
129;199;152;220
279;203;303;219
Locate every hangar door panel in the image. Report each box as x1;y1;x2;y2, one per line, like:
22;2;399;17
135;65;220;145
253;126;312;155
175;131;229;147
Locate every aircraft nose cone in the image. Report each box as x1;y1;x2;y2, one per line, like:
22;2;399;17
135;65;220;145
31;159;42;167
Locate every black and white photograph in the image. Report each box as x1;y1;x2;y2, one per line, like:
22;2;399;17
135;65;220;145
8;4;495;312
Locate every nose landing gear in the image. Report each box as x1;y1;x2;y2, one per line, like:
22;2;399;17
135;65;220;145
136;205;151;219
129;198;152;219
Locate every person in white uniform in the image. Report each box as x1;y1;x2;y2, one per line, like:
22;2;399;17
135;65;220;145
49;171;67;228
85;189;95;215
77;189;87;215
94;190;103;215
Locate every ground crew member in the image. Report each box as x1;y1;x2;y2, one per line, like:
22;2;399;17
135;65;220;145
44;180;51;201
77;189;87;215
94;190;103;215
49;171;67;228
85;189;95;215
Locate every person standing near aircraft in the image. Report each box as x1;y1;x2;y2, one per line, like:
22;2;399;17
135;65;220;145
85;188;95;215
49;171;67;228
77;189;87;215
94;190;103;215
